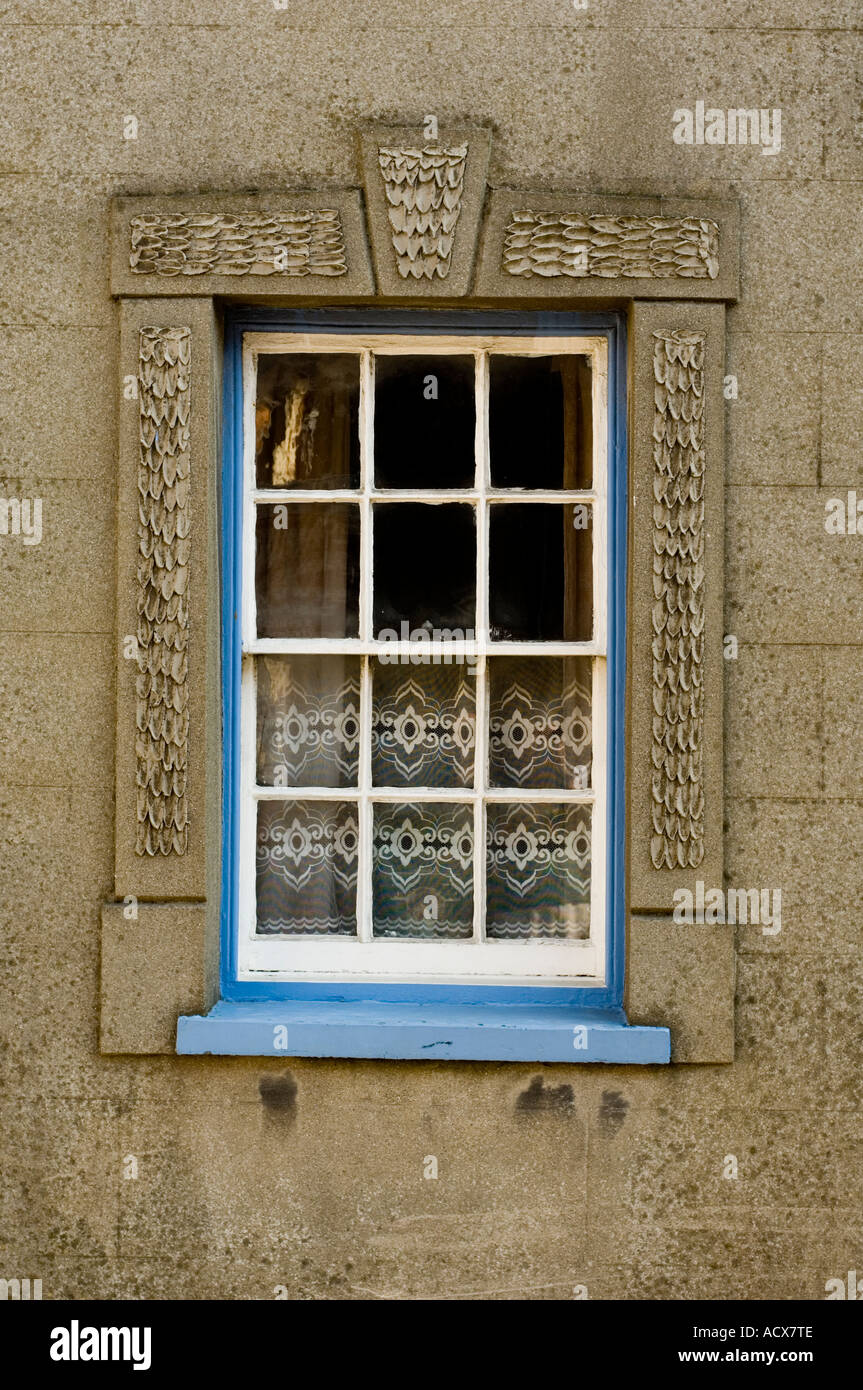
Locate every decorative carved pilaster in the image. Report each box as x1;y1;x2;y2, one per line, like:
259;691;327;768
503;214;719;280
136;327;191;856
377;145;468;279
651;330;706;870
130;212;347;277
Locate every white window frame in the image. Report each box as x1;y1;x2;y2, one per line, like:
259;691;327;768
237;331;609;986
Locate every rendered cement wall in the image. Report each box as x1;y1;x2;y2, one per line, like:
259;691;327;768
1;0;861;1300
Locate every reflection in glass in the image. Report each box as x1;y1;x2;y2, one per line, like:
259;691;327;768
374;355;475;489
373;503;476;637
256;656;360;787
255;354;360;490
373;802;474;938
256;801;358;935
485;803;591;939
488;657;592;788
255;503;360;638
489;355;592;489
489;504;592;642
372;661;475;788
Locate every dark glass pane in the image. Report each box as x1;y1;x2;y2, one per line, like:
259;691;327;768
488;656;592;788
489;504;592;642
489;355;592;489
374;355;475;488
372;802;473;938
256;801;358;935
256;656;361;787
486;803;591;939
255;354;359;489
372;661;475;788
373;503;475;637
255;503;360;638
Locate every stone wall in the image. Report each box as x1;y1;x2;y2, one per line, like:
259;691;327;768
0;0;860;1299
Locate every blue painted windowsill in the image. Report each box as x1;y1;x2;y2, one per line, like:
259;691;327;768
177;1000;670;1063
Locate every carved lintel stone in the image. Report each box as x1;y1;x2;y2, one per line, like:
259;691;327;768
110;193;374;297
650;329;706;871
136;326;191;857
359;125;492;296
129;211;347;277
475;193;738;300
503;213;719;280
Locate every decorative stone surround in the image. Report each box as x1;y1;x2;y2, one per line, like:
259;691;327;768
650;329;706;871
136;326;191;857
104;126;733;1056
502;213;719;280
130;212;347;278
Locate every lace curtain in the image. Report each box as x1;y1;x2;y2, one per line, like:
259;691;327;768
255;656;592;939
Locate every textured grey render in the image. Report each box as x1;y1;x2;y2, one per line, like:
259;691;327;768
0;0;861;1304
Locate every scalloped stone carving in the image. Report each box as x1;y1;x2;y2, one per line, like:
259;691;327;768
651;330;706;870
377;145;468;279
129;212;347;277
503;213;719;280
136;327;191;856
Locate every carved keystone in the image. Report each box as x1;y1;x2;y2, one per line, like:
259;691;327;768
359;125;491;296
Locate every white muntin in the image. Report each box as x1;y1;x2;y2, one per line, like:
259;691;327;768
376;623;479;668
672;102;782;155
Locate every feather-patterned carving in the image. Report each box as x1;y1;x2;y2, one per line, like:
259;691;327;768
651;330;706;870
503;214;719;280
377;145;468;279
129;212;347;276
136;327;191;856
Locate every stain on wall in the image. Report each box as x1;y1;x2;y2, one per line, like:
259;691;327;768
259;1072;298;1122
516;1076;576;1115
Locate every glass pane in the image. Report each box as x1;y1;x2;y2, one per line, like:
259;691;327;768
255;354;359;490
373;503;476;637
486;803;591;939
373;802;474;938
488;656;592;789
489;355;592;489
374;355;475;489
256;801;358;935
255;503;360;638
372;661;475;788
488;503;592;642
256;656;361;787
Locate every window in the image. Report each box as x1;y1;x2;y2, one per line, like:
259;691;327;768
235;328;610;986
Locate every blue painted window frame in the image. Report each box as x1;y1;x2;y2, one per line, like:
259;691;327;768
176;306;670;1062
